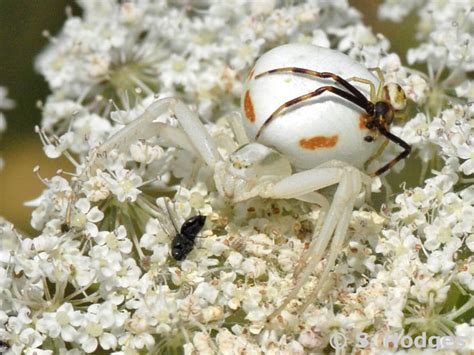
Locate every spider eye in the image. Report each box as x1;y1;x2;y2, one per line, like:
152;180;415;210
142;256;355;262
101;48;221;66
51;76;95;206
383;83;406;111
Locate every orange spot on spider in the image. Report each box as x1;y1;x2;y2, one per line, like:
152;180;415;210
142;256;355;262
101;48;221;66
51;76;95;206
244;91;256;123
359;115;368;130
299;135;339;150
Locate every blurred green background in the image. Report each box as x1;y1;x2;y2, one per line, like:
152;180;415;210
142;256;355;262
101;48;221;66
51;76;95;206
0;0;418;235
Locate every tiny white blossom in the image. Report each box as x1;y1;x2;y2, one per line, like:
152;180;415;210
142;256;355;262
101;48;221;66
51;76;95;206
129;141;164;165
106;167;142;202
83;174;110;202
36;303;82;342
71;198;104;237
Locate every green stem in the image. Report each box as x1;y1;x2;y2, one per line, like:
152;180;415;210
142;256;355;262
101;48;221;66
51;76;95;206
447;297;474;321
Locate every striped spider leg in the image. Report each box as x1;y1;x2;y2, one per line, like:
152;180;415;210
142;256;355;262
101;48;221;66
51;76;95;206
254;67;411;176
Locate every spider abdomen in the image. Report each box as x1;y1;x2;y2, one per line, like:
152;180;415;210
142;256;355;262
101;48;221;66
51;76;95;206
242;43;382;171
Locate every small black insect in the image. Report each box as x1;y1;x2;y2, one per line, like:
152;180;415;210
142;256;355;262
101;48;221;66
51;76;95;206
171;215;206;261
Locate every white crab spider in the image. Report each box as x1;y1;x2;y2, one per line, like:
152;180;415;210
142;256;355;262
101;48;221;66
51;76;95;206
84;43;409;320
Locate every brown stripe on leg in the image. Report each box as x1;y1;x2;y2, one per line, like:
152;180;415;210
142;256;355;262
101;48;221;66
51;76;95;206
255;67;371;104
256;85;366;140
371;128;411;176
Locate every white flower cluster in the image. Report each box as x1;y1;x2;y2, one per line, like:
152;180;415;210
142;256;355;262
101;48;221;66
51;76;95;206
379;0;473;72
0;0;472;354
35;0;362;145
0;86;14;170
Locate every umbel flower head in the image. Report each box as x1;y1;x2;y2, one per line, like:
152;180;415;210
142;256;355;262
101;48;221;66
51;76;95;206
1;0;473;354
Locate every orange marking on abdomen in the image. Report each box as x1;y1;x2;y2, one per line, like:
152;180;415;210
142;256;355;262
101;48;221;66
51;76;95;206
299;135;339;150
359;115;368;130
244;90;256;123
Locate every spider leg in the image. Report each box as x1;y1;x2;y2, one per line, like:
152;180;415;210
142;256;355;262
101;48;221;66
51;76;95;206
294;191;329;210
372;127;411;176
299;203;353;314
94;98;222;169
64;99;223;229
347;76;377;102
255;67;370;104
153;122;200;154
261;161;370;320
256;85;371;140
364;67;386;98
364;139;389;171
292;192;329;277
227;112;250;146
